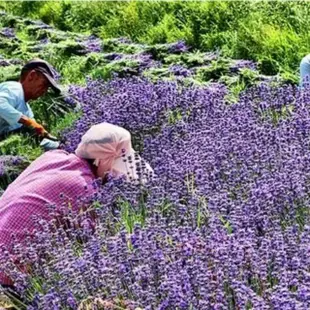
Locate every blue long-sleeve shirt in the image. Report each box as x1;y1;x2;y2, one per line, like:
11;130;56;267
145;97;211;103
0;81;33;135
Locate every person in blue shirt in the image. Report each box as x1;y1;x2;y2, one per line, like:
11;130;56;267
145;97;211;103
300;54;310;87
0;58;61;140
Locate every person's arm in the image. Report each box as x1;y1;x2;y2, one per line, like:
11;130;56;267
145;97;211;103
21;116;58;140
0;96;48;137
18;115;48;136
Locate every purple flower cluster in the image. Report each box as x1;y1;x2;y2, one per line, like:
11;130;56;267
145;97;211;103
33;21;52;29
167;41;189;54
2;77;309;308
60;77;224;153
0;27;15;38
50;65;61;82
230;59;257;73
82;35;102;53
60;85;83;110
0;155;28;191
40;38;50;45
169;64;192;77
25;19;53;29
123;53;162;71
0;155;25;177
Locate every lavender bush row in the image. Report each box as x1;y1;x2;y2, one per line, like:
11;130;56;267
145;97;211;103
3;78;310;309
0;155;27;178
3;192;310;309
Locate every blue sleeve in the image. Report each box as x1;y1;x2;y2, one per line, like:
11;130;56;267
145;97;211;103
26;103;34;119
0;95;23;126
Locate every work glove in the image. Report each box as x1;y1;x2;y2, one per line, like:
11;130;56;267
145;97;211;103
23;118;48;137
34;124;47;136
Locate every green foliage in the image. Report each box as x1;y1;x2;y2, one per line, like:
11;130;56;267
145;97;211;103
0;65;20;82
90;58;140;81
142;67;172;82
141;13;191;44
0;134;42;160
31;93;75;130
53;111;81;137
195;60;230;81
2;1;309;76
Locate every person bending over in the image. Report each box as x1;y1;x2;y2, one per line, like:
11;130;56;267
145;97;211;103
0;122;153;286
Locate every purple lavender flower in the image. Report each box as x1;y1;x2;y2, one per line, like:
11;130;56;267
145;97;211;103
168;41;189;53
0;155;28;190
40;38;50;45
0;156;25;177
0;27;15;38
0;57;23;66
82;35;102;53
63;96;77;107
230;59;257;73
50;65;61;82
169;65;192;77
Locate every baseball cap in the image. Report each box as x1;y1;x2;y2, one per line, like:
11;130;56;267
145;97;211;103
21;59;61;95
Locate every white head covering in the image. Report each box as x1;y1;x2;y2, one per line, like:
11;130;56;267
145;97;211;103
75;123;154;184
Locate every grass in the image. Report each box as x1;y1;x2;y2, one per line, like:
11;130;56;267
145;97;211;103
1;1;309;78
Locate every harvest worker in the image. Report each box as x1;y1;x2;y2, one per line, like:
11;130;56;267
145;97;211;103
0;58;61;140
300;54;310;87
0;122;153;286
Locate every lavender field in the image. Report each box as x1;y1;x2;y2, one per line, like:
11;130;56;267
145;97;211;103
1;8;310;310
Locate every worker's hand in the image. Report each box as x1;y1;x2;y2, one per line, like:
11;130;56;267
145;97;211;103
28;120;47;137
19;116;48;137
34;124;48;136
